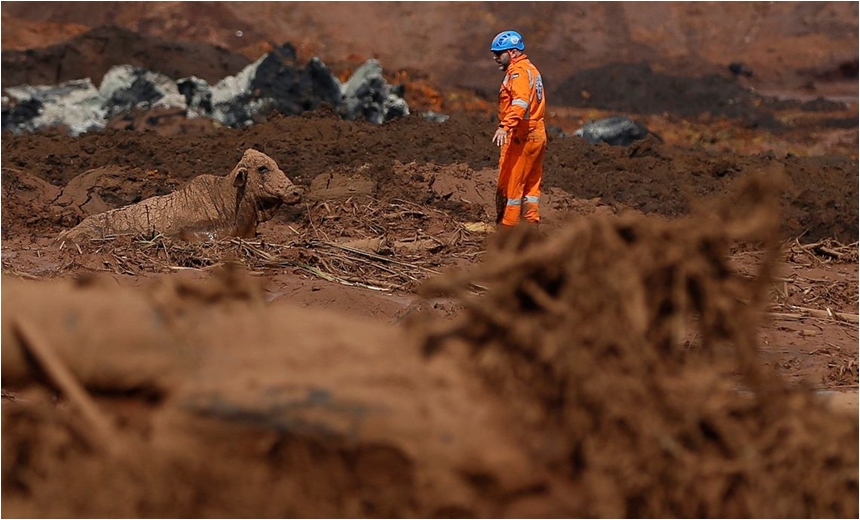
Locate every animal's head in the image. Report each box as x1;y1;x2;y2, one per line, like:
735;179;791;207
231;149;303;207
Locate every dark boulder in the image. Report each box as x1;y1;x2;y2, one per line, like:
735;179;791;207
574;116;649;146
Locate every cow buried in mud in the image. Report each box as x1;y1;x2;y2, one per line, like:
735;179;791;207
57;149;302;243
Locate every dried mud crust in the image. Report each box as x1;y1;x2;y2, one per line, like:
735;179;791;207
1;178;856;518
2;111;857;243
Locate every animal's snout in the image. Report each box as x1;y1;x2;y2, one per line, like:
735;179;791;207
282;185;303;205
260;168;303;205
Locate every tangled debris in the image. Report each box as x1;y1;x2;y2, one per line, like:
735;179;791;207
786;237;860;265
58;197;486;292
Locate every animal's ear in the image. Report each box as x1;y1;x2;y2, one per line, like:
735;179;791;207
233;168;247;187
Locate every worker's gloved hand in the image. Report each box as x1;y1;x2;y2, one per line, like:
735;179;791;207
493;128;508;147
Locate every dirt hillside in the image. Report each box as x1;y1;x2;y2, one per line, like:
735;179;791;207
3;2;858;97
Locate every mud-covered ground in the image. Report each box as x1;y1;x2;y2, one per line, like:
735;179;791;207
1;4;858;518
3;107;858;518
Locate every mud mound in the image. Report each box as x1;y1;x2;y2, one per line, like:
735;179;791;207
1;25;251;87
419;176;858;517
0;167;63;238
3;110;856;243
553;63;790;128
56;166;180;214
1;164;181;239
2;178;856;518
546;138;859;244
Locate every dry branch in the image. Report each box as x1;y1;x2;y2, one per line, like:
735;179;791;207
12;318;122;457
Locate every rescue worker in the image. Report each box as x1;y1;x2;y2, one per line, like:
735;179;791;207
490;30;547;227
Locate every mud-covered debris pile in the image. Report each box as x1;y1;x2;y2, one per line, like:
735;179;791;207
42;193;486;290
420;175;858;517
2;44;408;135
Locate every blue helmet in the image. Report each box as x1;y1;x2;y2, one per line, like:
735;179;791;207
490;30;525;52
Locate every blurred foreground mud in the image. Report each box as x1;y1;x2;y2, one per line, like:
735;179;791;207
3;177;856;518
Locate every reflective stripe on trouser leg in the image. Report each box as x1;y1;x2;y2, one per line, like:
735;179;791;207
523;195;540;223
497;135;526;226
522;137;545;223
502;197;523;226
499;132;545;226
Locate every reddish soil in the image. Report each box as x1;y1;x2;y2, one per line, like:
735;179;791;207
1;3;858;518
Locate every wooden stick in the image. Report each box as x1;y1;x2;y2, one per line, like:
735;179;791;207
792;306;860;323
767;308;859;323
817;246;845;259
12;318;122;457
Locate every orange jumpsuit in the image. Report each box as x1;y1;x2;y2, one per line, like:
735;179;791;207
496;53;547;226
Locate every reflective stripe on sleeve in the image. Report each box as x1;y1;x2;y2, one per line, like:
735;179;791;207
524;196;540;204
506;198;523;206
512;98;530;119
